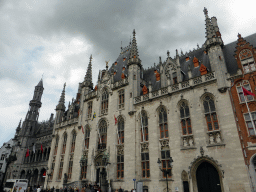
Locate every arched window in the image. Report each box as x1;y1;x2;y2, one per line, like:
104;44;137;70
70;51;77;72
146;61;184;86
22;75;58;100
118;117;124;144
54;136;59;155
203;96;219;131
62;134;67;154
70;132;76;153
98;120;107;149
159;107;168;139
236;82;254;102
101;89;109;115
239;49;255;73
141;111;148;142
85;126;90;149
180;102;192;135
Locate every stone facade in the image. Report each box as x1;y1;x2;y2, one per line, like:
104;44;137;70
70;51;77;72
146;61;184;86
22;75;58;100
46;8;253;192
4;79;55;188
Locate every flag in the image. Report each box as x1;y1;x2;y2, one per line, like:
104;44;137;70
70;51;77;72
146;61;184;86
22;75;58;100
114;115;117;125
26;149;29;157
41;144;43;153
92;112;96;121
242;87;255;97
81;125;84;134
43;170;46;177
33;143;35;154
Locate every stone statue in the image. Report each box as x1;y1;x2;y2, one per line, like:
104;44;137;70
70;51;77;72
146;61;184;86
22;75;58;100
216;133;221;143
189;137;193;146
209;134;214;144
105;59;110;68
63;173;67;184
183;137;188;147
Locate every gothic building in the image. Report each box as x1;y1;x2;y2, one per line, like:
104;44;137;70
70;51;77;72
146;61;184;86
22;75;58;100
228;33;256;191
46;8;252;192
5;79;55;188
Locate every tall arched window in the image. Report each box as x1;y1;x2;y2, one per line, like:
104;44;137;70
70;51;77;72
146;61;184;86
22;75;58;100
70;131;76;153
101;89;109;115
203;96;219;131
54;136;59;155
180;102;192;135
98;120;107;149
62;133;67;154
85;125;90;149
141;111;148;142
118;117;124;144
159;107;168;139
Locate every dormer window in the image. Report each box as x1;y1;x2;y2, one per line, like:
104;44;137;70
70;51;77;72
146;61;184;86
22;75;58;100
239;49;255;73
185;57;189;61
115;62;117;65
123;58;126;61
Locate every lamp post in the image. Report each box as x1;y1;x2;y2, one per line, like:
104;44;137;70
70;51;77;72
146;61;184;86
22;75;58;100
157;157;173;192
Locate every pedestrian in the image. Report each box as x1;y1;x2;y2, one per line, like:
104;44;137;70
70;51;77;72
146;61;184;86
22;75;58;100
118;187;122;192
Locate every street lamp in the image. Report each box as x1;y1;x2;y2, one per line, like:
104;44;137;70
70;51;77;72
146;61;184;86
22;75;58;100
157;157;173;192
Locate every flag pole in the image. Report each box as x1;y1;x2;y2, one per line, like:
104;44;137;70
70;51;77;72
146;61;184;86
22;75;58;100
244;94;256;135
141;108;145;142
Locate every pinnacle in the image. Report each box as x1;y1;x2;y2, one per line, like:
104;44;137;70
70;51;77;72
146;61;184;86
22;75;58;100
37;79;43;87
84;55;93;89
130;29;140;59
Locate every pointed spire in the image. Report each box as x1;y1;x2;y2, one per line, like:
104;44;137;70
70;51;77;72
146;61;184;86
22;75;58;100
130;29;140;59
159;56;162;65
121;41;123;52
56;83;66;111
37;79;43;87
16;119;22;133
83;55;93;89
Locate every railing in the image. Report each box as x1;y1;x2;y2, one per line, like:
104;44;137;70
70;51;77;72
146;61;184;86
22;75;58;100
134;72;215;104
113;78;129;89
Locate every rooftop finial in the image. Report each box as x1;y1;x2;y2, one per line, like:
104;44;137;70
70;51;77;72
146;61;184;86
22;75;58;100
105;59;110;69
167;50;170;58
159;56;162;64
238;33;242;39
176;49;179;57
121;41;123;52
56;82;66;111
203;7;208;17
133;29;136;37
83;55;93;89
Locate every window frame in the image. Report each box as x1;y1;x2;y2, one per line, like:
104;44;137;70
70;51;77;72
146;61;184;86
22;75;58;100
84;126;90;149
239;49;255;74
161;150;172;178
141;152;150;178
87;102;93;119
117;154;124;179
98;120;107;149
180;102;192;135
243;111;256;136
62;134;67;154
118;89;125;109
101;89;109;115
141;111;149;142
118;117;124;144
236;83;254;103
159;108;168;139
203;96;219;131
70;132;76;153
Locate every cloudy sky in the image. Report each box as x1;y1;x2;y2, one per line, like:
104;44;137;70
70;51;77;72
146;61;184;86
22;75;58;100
0;0;256;147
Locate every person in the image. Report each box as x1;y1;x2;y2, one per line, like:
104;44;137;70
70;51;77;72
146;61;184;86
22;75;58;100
115;189;118;192
118;187;123;192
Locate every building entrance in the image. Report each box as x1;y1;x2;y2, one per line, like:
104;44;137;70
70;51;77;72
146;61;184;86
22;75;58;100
196;162;221;192
96;168;107;192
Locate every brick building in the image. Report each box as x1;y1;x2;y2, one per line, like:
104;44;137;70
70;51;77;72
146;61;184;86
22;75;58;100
229;33;256;190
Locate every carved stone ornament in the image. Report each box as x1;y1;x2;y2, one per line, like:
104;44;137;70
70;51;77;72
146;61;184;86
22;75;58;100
200;146;204;156
141;142;149;152
165;62;177;78
159;139;169;150
117;144;124;155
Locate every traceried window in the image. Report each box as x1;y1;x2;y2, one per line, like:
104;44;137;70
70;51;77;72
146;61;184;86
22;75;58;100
62;134;67;154
67;156;73;180
173;72;177;84
118;117;124;144
237;83;254;102
117;154;124;179
141;152;150;178
118;89;125;109
244;112;256;136
203;96;219;131
87;102;93;119
54;136;59;155
101;89;109;115
239;49;255;73
180;102;192;135
98;120;107;149
159;107;168;139
58;156;64;180
141;111;148;142
84;126;90;149
70;132;76;153
81;159;87;179
161;150;171;178
1;154;5;160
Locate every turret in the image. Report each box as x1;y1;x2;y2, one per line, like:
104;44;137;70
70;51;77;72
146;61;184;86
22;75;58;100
82;55;94;95
203;7;227;92
55;83;66;124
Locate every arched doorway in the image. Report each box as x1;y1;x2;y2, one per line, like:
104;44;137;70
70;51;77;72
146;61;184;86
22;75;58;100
39;169;46;187
33;169;38;187
196;162;221;192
